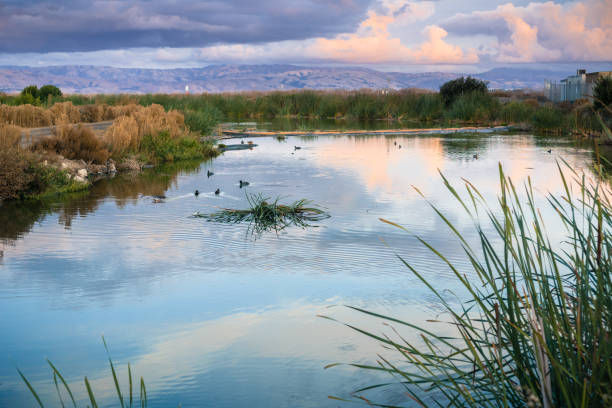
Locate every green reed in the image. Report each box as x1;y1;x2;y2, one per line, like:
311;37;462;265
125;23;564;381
18;338;148;408
194;192;329;236
326;162;611;407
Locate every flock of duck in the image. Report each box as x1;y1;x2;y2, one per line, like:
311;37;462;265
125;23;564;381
152;168;252;203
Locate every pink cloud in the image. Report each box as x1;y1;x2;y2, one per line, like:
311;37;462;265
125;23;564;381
313;11;479;64
443;0;612;62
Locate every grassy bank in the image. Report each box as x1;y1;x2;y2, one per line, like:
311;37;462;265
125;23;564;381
3;89;609;135
0;104;219;201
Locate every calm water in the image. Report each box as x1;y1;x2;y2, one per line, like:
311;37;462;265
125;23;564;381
0;131;600;407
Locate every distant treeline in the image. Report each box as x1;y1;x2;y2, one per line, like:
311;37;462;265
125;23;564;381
1;87;609;135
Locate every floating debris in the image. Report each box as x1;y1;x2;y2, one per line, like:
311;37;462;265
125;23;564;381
193;193;329;236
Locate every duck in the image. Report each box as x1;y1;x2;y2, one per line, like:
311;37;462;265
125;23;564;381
153;194;166;200
547;149;552;153
473;153;479;159
214;188;220;195
393;141;397;145
241;140;244;144
207;170;214;177
239;180;250;188
247;140;253;145
398;145;402;149
294;146;301;150
194;190;200;196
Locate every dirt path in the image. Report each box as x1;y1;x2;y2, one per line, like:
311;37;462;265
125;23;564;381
20;121;114;147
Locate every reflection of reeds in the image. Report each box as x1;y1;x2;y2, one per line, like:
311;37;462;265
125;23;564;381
327;164;612;407
194;193;329;236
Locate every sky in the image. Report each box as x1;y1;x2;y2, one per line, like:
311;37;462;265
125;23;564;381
0;0;610;71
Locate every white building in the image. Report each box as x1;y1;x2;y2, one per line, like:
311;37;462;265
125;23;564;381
545;69;612;102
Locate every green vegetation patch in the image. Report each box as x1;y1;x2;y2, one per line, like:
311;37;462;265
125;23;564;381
194;193;330;236
139;131;219;164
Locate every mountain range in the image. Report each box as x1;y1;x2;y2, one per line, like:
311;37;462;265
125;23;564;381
0;65;573;94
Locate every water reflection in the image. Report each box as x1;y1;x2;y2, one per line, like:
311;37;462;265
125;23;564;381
0;160;205;247
0;132;604;407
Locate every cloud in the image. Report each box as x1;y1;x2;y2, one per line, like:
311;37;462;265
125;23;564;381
0;0;373;53
311;7;479;64
442;0;612;62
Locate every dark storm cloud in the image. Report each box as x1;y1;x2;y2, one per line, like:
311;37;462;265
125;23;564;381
0;0;374;53
440;13;511;42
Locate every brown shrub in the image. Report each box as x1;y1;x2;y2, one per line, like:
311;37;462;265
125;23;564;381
36;124;110;164
0;147;34;200
0;104;53;127
78;104;105;123
102;104;187;154
104;116;140;155
49;102;81;124
0;123;22;149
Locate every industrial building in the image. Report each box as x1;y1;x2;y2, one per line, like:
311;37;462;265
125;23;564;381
545;69;612;102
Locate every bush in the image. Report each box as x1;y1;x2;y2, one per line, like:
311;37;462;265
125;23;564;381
38;85;62;103
500;101;535;124
0;148;36;200
594;75;612;110
530;106;565;131
415;94;444;121
440;76;488;106
36;125;110;164
140;131;208;163
446;92;500;122
184;105;223;135
21;85;39;99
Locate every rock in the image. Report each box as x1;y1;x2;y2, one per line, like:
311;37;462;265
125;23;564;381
77;168;88;178
118;158;140;171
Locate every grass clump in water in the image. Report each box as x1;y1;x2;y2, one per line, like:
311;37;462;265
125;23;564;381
325;162;612;407
194;192;329;236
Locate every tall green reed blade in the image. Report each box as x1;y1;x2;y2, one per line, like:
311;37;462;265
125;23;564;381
84;377;98;408
17;367;44;408
47;360;77;408
103;336;124;408
328;162;611;407
16;339;150;408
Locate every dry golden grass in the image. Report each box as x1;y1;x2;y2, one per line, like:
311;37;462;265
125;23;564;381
2;102;189;158
102;104;187;154
35;124;110;164
104;116;139;155
0;104;53;127
49;102;82;124
0;123;22;149
79;104;105;122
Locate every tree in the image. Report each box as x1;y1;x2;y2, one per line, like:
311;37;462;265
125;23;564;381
439;76;488;106
39;84;62;102
593;75;612;110
20;85;39;99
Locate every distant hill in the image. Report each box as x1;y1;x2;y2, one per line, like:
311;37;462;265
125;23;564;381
0;64;572;94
